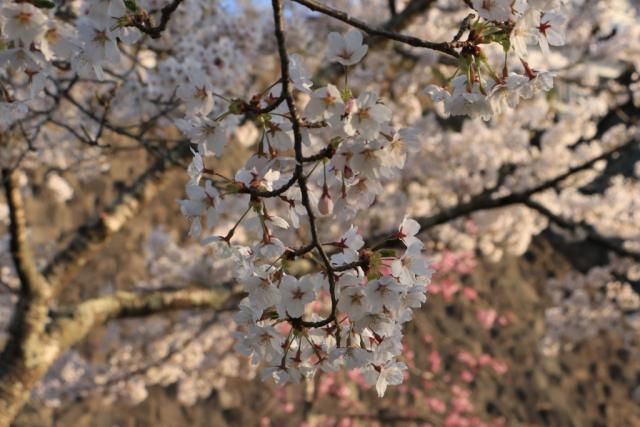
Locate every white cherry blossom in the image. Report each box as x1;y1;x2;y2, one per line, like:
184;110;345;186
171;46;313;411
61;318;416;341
326;30;368;66
278;275;316;318
0;3;47;45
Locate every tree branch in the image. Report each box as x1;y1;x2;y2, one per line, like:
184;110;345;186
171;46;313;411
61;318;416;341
523;199;640;262
2;169;50;299
0;170;52;427
291;0;458;57
368;137;639;247
272;0;338;330
388;0;397;16
49;288;241;350
130;0;185;39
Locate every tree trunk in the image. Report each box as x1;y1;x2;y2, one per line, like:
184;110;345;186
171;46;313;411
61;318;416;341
0;298;58;427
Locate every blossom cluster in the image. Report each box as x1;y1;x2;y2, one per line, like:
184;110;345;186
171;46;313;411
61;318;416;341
175;30;436;396
543;258;640;356
0;0;138;97
426;0;566;119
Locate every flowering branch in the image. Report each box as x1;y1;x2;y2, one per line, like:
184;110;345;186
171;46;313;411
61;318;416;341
128;0;186;39
291;0;459;58
369;137;639;251
523;199;640;262
271;0;338;328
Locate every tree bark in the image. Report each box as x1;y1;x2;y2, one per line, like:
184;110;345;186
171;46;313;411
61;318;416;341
0;287;236;426
0;169;54;426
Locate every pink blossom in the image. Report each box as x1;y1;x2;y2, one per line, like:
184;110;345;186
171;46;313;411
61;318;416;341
478;354;493;366
452;396;474;413
432;279;460;301
457;351;477;368
460;370;475;382
426;397;447;414
337;419;354;427
429;350;442;373
464;220;478;234
491;360;509;375
476;309;498;329
347;369;367;387
497;315;509;326
463;287;478;301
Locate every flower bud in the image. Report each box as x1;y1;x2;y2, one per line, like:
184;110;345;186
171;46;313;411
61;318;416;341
318;190;334;216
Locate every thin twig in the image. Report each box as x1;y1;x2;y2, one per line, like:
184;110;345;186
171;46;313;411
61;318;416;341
291;0;458;58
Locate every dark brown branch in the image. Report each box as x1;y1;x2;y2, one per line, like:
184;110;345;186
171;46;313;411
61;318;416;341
131;0;185;39
453;13;475;42
2;170;50;299
333;260;368;272
238;144;335;198
291;0;458;58
388;0;397;16
307;0;440;86
302;145;334;163
368;137;639;247
272;0;338;330
523;199;640;262
0;170;52;427
238;172;299;198
383;0;436;34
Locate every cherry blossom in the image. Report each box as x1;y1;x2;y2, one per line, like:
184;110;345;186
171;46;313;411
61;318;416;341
0;3;47;45
326;30;368;66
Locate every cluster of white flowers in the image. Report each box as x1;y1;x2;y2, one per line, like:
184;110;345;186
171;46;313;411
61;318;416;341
174;30;436;396
0;0;138;96
543;259;640;356
425;0;566;120
0;0;271;179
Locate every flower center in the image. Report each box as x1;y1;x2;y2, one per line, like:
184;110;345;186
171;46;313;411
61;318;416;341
350;292;364;306
291;288;306;300
16;12;33;25
194;86;209;100
338;49;353;60
93;30;109;45
323;93;336;106
538;22;552;37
